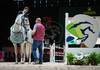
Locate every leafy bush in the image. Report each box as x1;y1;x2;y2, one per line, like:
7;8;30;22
96;53;100;64
67;52;75;65
66;52;100;65
74;56;89;65
88;52;98;65
73;59;84;65
82;56;89;65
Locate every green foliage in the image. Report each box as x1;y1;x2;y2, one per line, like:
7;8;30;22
82;56;89;65
73;56;89;65
96;53;100;64
66;52;100;65
88;52;98;65
67;52;75;65
74;59;84;65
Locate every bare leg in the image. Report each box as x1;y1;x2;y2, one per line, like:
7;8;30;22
20;42;25;64
25;42;28;61
25;42;32;64
29;43;32;64
13;44;18;64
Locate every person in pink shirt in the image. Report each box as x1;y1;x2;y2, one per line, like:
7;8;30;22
32;18;45;64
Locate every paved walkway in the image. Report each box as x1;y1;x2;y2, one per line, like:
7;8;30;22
0;62;100;70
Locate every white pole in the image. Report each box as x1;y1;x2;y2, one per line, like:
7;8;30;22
64;13;69;64
50;45;53;62
50;41;55;63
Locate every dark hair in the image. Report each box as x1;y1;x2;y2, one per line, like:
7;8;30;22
36;18;41;21
24;6;29;10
